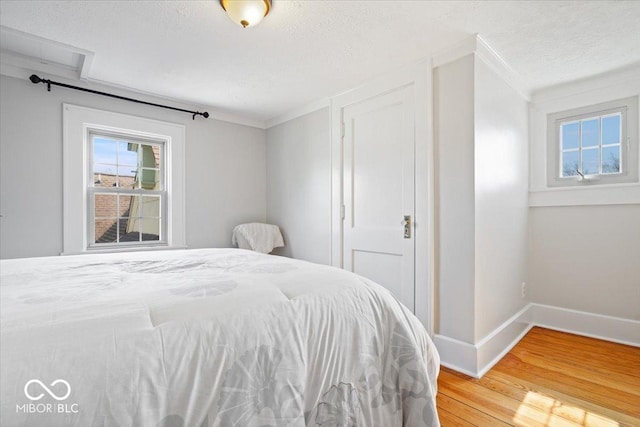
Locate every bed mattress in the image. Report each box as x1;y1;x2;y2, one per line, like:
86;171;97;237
1;248;440;426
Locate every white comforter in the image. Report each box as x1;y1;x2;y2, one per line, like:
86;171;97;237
1;249;440;427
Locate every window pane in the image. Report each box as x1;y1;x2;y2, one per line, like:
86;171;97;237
121;217;141;242
141;144;160;168
118;141;138;166
602;146;621;174
94;163;117;175
117;166;137;189
602;115;620;145
561;122;579;150
95;219;117;243
93;137;117;165
581;118;600;148
94;194;117;218
119;194;135;217
582;148;599;175
93;165;117;188
118;218;141;242
141;218;160;241
141;196;160;217
561;151;579;176
140;168;160;190
118;165;137;178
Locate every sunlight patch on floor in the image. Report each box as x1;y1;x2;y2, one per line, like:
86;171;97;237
513;391;620;427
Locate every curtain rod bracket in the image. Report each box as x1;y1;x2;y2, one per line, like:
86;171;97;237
29;74;209;120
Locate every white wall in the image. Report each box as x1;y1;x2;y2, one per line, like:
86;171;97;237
434;54;529;344
0;74;266;259
433;52;530;375
528;67;640;321
474;58;529;341
529;205;640;320
266;108;331;265
434;55;476;344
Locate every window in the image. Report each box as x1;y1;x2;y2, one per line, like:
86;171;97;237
63;104;186;255
89;133;165;247
547;96;638;187
559;112;622;177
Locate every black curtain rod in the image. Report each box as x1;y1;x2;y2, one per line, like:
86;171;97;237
29;74;209;120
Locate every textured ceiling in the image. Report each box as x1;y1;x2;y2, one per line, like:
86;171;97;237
1;1;639;122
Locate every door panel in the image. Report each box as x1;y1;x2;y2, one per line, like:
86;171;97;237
342;85;415;311
352;250;403;298
352;102;403;229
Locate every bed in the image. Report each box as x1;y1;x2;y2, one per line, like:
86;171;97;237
0;248;440;426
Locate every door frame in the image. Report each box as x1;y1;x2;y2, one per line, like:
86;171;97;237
330;58;435;335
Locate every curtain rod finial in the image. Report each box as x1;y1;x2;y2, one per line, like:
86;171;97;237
29;74;42;84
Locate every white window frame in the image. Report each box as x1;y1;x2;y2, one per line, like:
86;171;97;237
87;131;167;249
559;111;623;177
63;104;186;255
546;96;639;187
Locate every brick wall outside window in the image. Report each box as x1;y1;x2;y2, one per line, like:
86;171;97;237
93;174;136;241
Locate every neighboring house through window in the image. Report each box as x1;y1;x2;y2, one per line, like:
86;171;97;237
547;96;639;187
63;104;186;254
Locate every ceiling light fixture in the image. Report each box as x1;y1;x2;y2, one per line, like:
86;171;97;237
220;0;271;28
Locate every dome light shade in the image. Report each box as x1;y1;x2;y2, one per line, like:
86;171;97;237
220;0;271;28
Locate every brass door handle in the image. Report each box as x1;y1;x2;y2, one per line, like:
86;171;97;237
401;215;411;239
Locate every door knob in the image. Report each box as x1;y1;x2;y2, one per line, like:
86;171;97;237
402;215;411;239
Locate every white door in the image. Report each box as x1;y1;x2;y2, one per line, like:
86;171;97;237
342;85;415;311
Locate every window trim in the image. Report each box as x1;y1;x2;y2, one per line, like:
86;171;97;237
546;96;639;188
62;104;186;255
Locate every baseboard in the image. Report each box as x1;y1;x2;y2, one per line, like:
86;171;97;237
531;303;640;347
432;334;478;377
434;304;534;378
434;303;640;378
475;304;533;378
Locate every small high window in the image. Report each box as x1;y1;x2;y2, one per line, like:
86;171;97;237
547;96;638;187
559;112;622;178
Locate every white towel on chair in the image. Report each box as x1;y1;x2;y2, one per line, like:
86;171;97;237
232;223;284;254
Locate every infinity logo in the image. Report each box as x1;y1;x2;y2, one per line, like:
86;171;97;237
24;379;71;401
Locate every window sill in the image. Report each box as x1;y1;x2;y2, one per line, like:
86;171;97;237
529;183;640;207
61;245;188;256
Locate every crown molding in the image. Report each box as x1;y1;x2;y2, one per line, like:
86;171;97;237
474;35;532;101
0;26;266;129
0;63;266;129
431;34;479;69
76;77;267;129
432;34;532;101
85;79;266;129
266;57;433;130
531;62;640;105
266;97;330;129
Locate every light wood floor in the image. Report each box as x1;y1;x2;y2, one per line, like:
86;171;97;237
436;327;640;427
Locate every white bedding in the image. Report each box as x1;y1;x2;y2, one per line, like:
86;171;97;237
1;248;440;426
